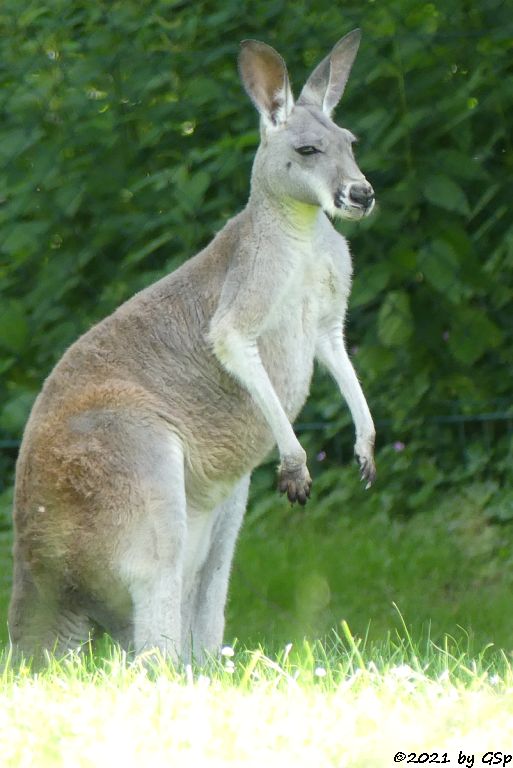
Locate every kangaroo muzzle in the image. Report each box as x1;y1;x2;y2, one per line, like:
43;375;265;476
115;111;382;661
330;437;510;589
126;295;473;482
348;181;374;211
335;181;375;218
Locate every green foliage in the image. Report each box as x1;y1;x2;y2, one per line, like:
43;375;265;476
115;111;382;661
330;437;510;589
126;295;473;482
0;0;512;642
1;0;511;450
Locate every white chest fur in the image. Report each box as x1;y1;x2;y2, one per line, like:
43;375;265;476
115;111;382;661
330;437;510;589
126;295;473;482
258;233;336;418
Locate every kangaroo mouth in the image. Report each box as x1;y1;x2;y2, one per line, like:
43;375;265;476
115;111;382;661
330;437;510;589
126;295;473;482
333;194;374;220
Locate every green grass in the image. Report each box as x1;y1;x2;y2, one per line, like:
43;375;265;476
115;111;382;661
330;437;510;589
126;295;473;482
2;470;513;764
227;468;513;651
1;630;513;767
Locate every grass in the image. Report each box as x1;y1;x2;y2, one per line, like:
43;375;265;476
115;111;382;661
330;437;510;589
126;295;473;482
2;464;513;764
2;628;513;767
227;468;513;650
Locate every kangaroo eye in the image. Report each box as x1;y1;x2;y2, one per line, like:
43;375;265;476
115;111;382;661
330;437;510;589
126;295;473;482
295;145;321;156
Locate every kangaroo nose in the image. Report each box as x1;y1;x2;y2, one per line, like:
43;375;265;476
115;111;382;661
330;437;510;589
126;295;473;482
348;182;374;209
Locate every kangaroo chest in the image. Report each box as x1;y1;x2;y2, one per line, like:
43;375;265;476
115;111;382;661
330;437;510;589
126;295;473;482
258;251;326;420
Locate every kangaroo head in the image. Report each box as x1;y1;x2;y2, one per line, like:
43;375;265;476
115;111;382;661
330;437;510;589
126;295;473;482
239;31;374;221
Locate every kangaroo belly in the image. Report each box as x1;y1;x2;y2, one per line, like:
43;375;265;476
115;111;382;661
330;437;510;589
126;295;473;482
259;285;319;420
260;333;315;419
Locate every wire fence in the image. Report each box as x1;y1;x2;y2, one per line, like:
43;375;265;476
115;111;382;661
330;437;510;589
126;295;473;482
1;403;512;604
2;401;512;496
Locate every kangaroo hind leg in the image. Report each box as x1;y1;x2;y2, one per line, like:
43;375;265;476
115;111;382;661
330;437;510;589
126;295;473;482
117;431;187;661
9;554;93;663
187;474;250;662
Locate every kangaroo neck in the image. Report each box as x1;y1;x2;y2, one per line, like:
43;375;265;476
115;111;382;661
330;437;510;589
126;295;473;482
246;180;322;242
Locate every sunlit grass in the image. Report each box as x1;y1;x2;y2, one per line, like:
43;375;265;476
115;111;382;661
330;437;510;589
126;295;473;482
2;624;513;767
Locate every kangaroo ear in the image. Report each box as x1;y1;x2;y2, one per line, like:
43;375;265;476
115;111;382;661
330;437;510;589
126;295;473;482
239;40;294;129
297;29;361;116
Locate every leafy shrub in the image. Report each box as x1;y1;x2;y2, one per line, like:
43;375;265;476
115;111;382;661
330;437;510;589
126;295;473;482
0;0;512;492
0;0;512;645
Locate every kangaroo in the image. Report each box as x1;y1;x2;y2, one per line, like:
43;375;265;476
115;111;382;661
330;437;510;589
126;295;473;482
9;30;376;661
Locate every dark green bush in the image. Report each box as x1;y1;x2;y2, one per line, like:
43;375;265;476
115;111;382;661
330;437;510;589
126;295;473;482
1;0;512;646
1;0;512;495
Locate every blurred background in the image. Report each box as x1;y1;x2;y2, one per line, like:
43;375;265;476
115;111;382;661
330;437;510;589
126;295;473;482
0;0;512;650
